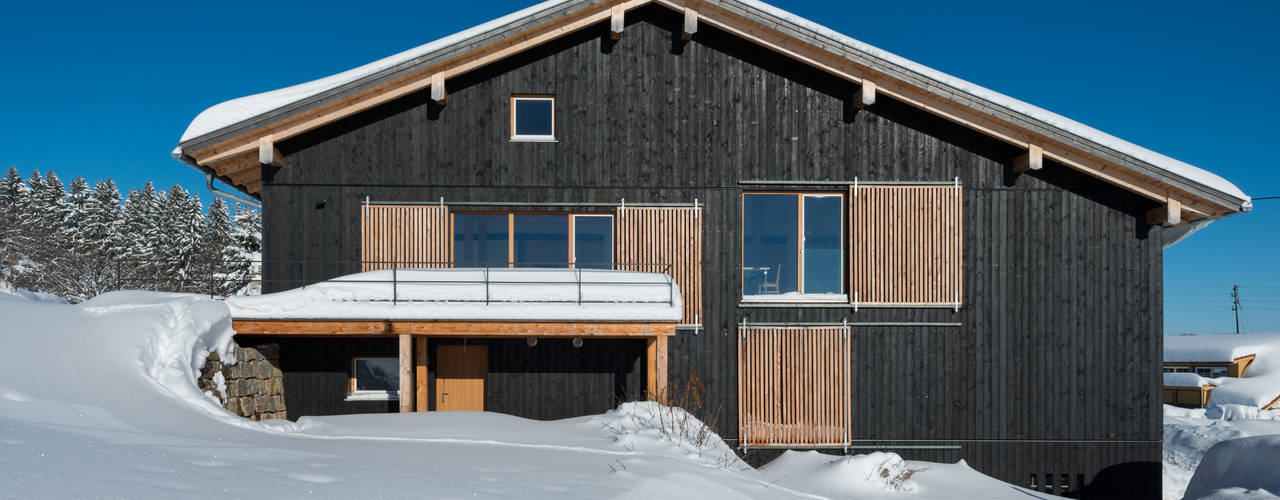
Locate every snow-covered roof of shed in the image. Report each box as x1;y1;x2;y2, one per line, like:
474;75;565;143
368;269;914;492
176;0;1249;213
1165;333;1272;363
1164;372;1218;388
225;268;682;322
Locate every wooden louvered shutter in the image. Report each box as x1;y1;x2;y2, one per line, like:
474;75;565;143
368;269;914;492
360;205;451;271
849;184;963;307
615;206;702;327
737;326;851;447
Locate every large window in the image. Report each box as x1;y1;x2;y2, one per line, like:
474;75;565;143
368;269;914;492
453;213;509;267
573;215;614;269
452;212;613;268
348;357;399;401
742;193;844;299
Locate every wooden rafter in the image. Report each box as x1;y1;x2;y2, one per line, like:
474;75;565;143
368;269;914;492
258;136;282;167
854;80;875;109
1013;144;1043;173
681;7;698;40
610;5;626;39
430;73;447;105
1146;198;1182;227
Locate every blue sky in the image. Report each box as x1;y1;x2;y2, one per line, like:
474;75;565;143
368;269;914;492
2;1;1276;333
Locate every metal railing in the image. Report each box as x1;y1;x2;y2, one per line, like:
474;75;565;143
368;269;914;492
115;259;677;307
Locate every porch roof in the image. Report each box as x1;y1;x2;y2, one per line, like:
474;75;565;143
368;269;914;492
226;268;683;324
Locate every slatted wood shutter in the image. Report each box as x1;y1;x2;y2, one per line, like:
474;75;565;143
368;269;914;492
737;326;851;447
360;205;451;271
616;207;702;327
849;184;963;306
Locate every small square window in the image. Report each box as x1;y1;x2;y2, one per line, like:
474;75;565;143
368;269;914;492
348;357;399;401
511;96;555;141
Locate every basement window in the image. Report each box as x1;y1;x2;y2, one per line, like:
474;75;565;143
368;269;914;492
511;96;556;142
347;357;399;401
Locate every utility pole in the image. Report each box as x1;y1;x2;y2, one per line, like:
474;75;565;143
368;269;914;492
1231;284;1241;335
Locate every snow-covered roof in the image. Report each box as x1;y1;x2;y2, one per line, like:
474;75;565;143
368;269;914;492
226;268;682;322
1165;333;1270;363
1165;333;1280;409
1164;372;1218;388
175;0;1249;215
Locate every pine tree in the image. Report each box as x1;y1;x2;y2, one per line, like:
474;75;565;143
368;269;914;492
230;203;263;295
0;167;27;249
119;182;165;290
158;185;205;291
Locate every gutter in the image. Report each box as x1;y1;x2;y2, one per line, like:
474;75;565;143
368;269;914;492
171;147;262;208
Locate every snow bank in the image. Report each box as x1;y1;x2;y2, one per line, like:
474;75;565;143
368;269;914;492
1183;435;1280;499
1162;404;1280;500
0;290;1032;498
761;450;919;496
1165;333;1280;409
226;268;683;322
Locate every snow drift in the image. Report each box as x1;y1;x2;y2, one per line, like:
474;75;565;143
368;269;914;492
0;291;1033;498
1183;434;1280;499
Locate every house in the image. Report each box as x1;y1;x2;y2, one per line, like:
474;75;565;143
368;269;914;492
172;1;1252;497
1164;333;1278;410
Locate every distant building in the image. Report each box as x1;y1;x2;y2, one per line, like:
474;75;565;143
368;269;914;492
1164;333;1278;410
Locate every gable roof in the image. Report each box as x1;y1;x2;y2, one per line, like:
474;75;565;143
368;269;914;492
174;0;1251;224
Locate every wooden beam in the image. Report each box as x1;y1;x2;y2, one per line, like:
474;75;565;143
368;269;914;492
393;321;675;337
854;80;875;109
1146;198;1182;226
681;8;698;40
646;335;668;402
232;319;677;337
610;5;625;39
399;334;413;413
414;336;429;412
430;73;447;105
1013;144;1044;173
257;136;281;167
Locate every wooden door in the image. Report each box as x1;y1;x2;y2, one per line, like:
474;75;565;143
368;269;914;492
436;345;487;411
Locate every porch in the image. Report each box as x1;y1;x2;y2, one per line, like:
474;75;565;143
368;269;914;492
226;267;680;413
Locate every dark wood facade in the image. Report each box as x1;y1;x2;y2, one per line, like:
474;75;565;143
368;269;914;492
254;6;1162;497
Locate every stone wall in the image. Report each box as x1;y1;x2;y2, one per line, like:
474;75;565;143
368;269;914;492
198;343;287;421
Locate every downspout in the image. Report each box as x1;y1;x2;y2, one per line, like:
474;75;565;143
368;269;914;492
172;148;262;208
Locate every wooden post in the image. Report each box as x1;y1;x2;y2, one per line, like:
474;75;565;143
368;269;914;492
399;334;413;413
415;336;429;412
646;336;668;402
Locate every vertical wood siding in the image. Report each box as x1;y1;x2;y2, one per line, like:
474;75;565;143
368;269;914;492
360;205;451;270
263;6;1163;495
738;326;851;446
850;185;963;306
616;206;702;326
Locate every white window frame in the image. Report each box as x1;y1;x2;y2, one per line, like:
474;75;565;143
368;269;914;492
570;214;614;268
347;356;400;401
510;96;557;142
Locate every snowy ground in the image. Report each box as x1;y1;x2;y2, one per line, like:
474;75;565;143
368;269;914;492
1163;405;1280;499
0;290;1033;499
